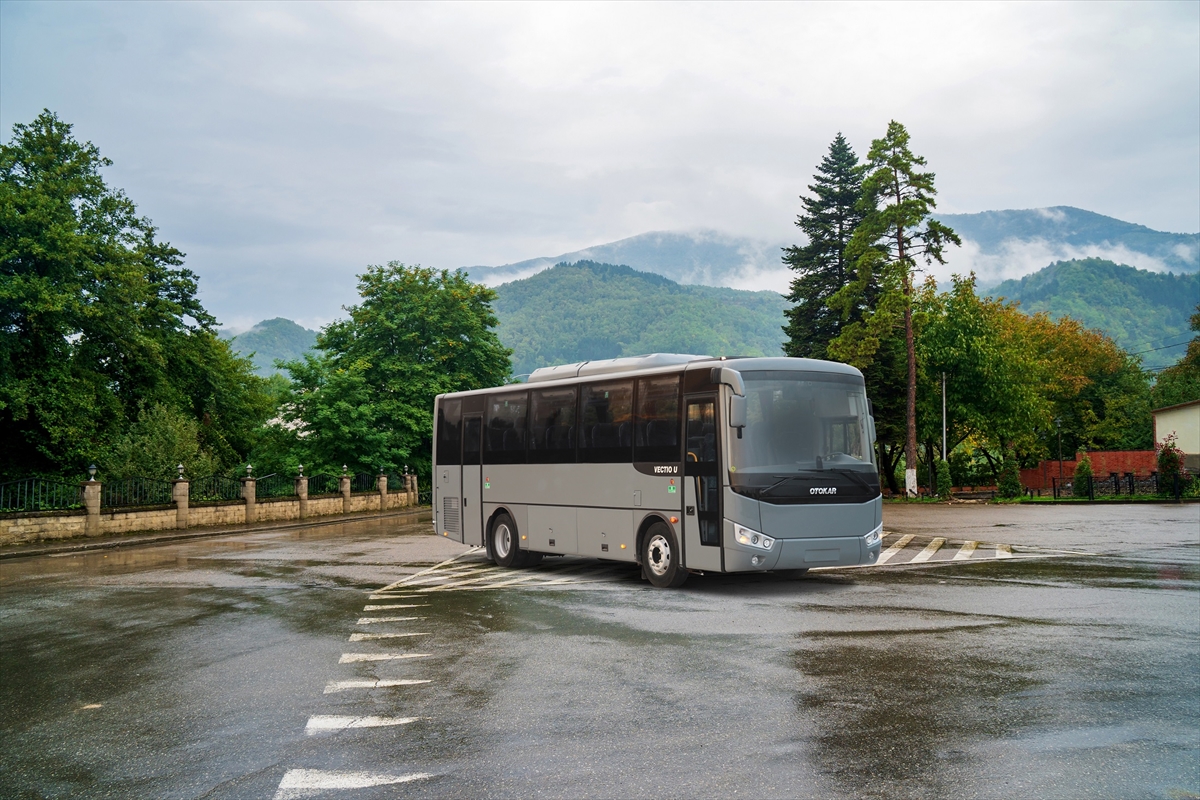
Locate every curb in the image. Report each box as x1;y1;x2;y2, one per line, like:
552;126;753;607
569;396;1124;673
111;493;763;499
0;507;433;561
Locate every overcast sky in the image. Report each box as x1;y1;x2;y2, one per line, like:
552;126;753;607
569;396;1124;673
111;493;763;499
3;1;1198;330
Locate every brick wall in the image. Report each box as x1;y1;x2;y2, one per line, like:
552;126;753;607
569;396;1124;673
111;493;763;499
1021;451;1156;489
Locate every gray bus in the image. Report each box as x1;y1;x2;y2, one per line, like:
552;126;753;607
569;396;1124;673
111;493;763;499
433;354;883;588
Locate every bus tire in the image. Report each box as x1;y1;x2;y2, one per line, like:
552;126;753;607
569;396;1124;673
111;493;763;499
642;521;688;588
491;513;520;568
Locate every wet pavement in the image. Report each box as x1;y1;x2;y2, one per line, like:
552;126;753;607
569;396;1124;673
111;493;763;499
0;504;1197;799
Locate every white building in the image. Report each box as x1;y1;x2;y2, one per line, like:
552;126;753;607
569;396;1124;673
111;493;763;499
1153;399;1200;472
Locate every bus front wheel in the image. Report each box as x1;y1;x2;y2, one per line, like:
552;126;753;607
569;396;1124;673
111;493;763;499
642;522;688;588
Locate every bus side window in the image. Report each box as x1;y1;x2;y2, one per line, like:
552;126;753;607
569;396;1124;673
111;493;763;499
635;374;681;463
579;381;634;463
436;398;462;466
484;391;529;465
529;387;577;464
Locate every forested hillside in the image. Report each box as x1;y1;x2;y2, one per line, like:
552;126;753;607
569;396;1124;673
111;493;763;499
222;318;317;376
491;261;786;376
992;259;1199;368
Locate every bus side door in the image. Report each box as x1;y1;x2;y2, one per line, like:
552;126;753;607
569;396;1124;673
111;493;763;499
683;395;723;572
461;414;484;547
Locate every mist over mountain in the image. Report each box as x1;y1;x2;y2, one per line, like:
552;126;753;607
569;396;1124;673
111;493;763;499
991;259;1199;369
464;207;1198;294
220;317;317;376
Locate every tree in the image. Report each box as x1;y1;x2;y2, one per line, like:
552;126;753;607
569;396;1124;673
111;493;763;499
829;121;960;496
782;134;868;359
279;263;512;480
1151;303;1200;409
0;110;272;479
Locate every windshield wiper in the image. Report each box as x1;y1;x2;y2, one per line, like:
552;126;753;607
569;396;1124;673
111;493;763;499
758;475;804;498
827;468;874;491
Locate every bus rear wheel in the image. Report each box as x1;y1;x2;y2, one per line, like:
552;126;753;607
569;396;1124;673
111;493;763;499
642;522;688;588
491;513;539;568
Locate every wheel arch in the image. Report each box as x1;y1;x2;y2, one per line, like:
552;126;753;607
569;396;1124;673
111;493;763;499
635;513;674;565
484;505;516;560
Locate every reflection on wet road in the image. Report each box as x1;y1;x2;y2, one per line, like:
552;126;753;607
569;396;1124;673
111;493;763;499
1;506;1197;799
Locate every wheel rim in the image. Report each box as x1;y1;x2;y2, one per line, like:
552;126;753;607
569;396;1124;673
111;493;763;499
647;533;672;577
494;523;512;559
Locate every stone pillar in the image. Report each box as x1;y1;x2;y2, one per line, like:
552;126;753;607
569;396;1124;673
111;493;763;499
242;477;257;524
296;475;309;520
377;473;388;511
340;474;351;514
410;474;419;506
173;479;189;529
81;480;101;536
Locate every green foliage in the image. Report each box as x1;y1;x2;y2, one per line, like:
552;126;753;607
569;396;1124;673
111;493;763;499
492;261;786;376
993;259;1199;369
0;110;274;480
997;454;1022;498
223;318;317;377
783;133;868;359
936;459;952;497
277;263;511;481
103;403;219;479
1151;304;1200;409
1072;455;1093;498
1156;433;1188;485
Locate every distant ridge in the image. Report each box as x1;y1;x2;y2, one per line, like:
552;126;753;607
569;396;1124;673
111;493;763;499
221;317;317;376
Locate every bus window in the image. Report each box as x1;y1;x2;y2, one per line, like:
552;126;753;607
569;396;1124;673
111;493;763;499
485;391;529;464
579;381;633;463
635;374;681;463
436;398;462;465
529;387;577;464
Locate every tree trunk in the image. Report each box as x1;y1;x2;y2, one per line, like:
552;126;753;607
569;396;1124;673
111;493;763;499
904;275;918;497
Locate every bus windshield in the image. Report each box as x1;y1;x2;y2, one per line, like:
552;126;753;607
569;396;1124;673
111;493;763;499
728;370;879;503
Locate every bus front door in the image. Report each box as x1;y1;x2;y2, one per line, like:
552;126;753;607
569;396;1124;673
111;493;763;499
683;396;723;572
461;415;484;547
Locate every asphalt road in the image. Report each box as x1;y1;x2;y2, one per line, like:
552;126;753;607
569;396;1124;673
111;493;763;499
0;503;1197;800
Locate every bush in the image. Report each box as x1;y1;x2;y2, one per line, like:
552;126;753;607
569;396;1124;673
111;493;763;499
1072;455;1093;498
936;460;952;497
1156;433;1192;497
997;455;1022;498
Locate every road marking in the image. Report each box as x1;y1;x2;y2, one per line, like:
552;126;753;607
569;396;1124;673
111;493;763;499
875;534;915;565
363;604;427;611
367;593;422;600
339;652;431;663
324;678;432;693
274;770;432;800
357;615;426;624
910;537;946;563
996;543;1014;559
349;632;430;641
305;715;419;732
953;541;979;560
375;547;486;592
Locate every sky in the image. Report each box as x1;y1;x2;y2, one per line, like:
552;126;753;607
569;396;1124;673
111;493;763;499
2;1;1198;330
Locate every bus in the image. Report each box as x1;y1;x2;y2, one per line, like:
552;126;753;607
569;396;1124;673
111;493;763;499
432;354;883;588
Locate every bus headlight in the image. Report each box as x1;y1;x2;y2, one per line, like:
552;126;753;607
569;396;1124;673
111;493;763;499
865;524;882;546
735;524;773;551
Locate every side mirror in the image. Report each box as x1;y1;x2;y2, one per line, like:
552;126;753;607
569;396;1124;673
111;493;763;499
728;395;747;429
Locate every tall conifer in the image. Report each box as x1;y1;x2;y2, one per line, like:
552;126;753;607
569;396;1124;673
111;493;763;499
782;134;867;358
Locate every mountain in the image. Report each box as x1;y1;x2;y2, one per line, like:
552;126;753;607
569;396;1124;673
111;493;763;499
991;259;1200;369
491;261;787;377
465;230;790;291
464;207;1198;294
936;207;1199;287
221;317;317;376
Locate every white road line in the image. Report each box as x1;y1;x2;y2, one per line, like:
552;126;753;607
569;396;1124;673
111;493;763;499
953;541;979;560
996;543;1014;559
366;593;422;600
349;632;431;641
355;612;425;623
910;537;947;563
363;604;427;611
422;562;594;591
305;715;419;732
339;652;431;663
875;534;915;565
375;547;485;591
324;679;432;693
274;769;432;800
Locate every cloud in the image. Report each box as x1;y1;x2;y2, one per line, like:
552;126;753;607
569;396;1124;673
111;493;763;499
938;238;1176;288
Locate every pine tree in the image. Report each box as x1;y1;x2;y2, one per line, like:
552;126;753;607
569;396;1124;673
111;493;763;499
829;121;960;497
782;134;867;359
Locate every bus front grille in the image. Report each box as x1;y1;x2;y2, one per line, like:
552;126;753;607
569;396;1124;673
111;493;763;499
443;496;460;533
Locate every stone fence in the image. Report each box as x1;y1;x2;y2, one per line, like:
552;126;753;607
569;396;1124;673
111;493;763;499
0;473;420;548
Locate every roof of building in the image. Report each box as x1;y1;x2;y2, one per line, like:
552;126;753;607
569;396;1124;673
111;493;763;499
1151;399;1200;414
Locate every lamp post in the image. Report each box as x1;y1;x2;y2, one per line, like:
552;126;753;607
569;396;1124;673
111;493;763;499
1055;417;1063;483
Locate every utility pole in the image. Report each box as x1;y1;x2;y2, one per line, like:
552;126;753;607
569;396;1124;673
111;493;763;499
1055;417;1063;482
941;372;947;462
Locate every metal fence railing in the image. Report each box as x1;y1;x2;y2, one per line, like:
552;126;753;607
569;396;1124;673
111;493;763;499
307;474;339;496
255;473;295;499
102;477;174;508
418;487;432;505
1050;473;1191;500
0;477;83;513
351;472;376;493
190;475;243;503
